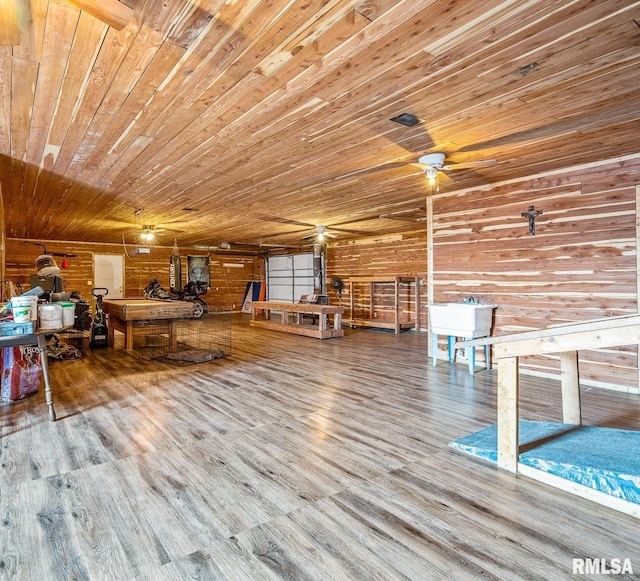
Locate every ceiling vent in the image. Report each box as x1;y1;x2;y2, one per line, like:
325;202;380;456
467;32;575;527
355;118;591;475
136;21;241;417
390;113;421;126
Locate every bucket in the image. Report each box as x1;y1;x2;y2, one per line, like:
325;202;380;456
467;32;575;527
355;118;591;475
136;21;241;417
12;296;32;323
59;302;76;327
39;303;63;330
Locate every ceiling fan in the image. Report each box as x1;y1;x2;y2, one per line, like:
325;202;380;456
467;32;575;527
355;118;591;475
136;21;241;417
0;0;133;45
129;222;187;242
256;214;379;244
109;208;187;242
417;152;498;192
302;225;336;243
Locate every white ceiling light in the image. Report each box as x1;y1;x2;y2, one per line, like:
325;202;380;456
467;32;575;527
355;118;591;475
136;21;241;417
418;153;446;169
419;153;446;193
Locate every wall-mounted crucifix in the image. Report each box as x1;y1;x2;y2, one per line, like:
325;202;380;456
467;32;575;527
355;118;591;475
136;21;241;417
521;205;543;236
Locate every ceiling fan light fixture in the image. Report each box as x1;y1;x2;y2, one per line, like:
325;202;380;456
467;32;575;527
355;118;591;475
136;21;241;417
425;166;439;192
418;152;446;169
141;226;155;241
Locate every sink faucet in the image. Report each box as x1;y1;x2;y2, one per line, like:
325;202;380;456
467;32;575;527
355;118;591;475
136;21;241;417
463;296;478;304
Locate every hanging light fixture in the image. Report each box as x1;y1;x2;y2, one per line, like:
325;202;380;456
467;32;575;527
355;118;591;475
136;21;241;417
316;225;327;242
140;226;155;241
425;166;439;192
419;153;445;194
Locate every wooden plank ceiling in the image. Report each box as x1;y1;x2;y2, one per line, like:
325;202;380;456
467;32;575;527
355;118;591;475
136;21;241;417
0;0;639;250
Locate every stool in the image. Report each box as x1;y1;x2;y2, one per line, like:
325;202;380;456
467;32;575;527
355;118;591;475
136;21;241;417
432;333;491;374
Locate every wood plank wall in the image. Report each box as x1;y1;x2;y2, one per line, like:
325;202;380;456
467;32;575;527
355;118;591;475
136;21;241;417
326;232;428;328
2;238;263;311
0;183;4;287
1;156;639;392
430;157;640;393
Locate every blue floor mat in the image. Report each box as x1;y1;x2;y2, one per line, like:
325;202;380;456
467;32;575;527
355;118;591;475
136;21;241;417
450;420;640;505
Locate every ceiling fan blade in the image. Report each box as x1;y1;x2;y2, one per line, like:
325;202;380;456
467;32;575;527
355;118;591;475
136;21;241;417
255;228;311;240
329;226;375;236
258;215;313;227
0;1;20;45
327;214;385;228
442;160;498;171
379;210;426;222
302;231;338;240
341;161;409;178
438;172;454;185
70;0;133;30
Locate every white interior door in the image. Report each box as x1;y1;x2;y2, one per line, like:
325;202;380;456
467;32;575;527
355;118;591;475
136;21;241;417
94;254;124;299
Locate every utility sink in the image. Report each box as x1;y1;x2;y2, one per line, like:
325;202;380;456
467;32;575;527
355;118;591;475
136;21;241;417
427;303;498;338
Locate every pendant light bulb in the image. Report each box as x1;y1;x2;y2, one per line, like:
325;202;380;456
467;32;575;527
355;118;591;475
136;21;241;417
425;166;439;192
141;226;155;241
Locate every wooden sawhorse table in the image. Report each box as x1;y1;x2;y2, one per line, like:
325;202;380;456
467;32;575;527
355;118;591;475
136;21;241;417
250;300;344;339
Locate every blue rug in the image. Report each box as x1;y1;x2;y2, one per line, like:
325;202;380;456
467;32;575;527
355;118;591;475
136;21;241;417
450;420;640;505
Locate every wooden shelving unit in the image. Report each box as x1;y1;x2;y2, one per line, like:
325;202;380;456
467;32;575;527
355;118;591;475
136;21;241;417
343;276;421;333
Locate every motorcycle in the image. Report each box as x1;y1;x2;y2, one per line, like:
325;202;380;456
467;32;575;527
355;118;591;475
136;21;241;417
143;278;208;319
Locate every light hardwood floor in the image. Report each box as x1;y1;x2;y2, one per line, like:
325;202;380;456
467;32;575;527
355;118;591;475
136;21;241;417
1;315;639;580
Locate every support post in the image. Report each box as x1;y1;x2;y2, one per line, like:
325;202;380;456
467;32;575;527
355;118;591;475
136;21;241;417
497;356;519;473
560;350;582;425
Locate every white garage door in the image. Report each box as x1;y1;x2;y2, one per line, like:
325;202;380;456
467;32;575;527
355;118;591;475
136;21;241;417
267;253;314;303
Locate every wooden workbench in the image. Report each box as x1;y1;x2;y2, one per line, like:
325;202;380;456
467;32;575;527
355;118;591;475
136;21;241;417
250;300;344;339
102;298;196;350
458;314;640;474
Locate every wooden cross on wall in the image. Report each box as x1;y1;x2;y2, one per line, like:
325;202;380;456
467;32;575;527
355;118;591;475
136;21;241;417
521;205;543;236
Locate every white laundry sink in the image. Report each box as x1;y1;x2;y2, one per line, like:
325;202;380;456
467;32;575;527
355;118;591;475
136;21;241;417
427;303;498;338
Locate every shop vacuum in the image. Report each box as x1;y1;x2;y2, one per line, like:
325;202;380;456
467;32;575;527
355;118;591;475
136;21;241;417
89;288;109;348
